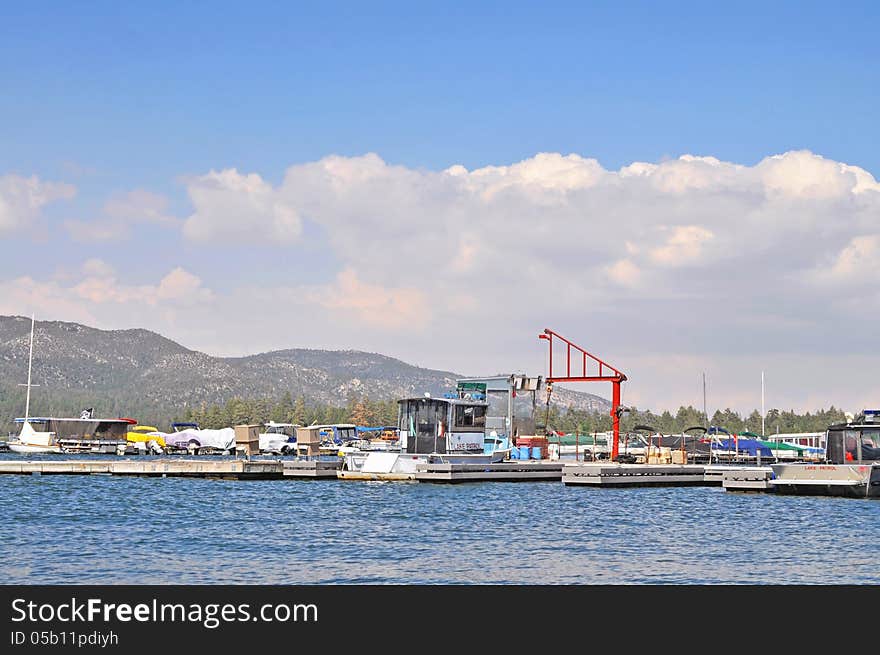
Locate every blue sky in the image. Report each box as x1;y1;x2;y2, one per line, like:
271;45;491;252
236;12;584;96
3;2;878;179
1;1;878;412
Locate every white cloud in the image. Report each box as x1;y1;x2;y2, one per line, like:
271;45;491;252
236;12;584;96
0;261;213;325
649;225;715;266
0;174;76;235
813;234;880;286
244;148;876;411
606;258;641;287
65;189;178;242
182;169;302;244
8;149;880;414
758;150;880;199
304;267;430;329
156;268;212;302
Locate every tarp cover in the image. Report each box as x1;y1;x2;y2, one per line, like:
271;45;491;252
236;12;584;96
711;437;772;456
157;428;236;450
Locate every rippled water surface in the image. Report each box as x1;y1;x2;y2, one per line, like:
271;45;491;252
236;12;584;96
1;461;877;584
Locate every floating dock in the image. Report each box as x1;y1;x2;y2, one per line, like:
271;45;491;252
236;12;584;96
562;462;710;487
720;467;775;492
415;461;563;483
337;470;417;481
282;459;342;479
0;458;284;480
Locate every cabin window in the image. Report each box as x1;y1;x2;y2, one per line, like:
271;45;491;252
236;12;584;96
860;429;880;461
454;405;486;428
844;430;860;461
826;430;845;464
337;427;357;441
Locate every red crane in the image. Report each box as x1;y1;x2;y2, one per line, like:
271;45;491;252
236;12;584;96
538;328;628;460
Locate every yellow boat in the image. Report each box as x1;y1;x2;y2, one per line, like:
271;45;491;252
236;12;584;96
126;425;166;448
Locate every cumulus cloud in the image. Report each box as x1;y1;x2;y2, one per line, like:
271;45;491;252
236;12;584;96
182;169;302;244
0;261;213;326
238;148;875;410
8;149;879;413
0;174;76;235
304;267;430;329
649;225;715;266
812;234;880;287
65;189;178;242
270;149;877;296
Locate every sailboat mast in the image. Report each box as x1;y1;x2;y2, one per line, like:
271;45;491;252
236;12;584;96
702;372;707;427
761;371;765;437
24;314;35;422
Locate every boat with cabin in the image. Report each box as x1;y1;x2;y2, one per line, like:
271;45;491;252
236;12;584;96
770;410;880;498
258;421;300;454
338;393;503;480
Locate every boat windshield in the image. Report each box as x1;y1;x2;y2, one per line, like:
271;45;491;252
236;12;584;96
830;428;880;463
859;429;880;461
266;424;296;437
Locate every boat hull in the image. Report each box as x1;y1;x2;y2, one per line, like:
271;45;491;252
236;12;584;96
770;463;880;498
8;442;62;454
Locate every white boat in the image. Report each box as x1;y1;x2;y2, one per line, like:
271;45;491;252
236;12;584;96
8;420;61;454
339;393;503;480
770;411;880;498
6;315;134;455
258;421;299;454
7;314;60;454
338;451;427;481
154;423;237;453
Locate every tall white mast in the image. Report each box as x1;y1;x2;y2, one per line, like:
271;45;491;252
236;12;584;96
24;313;35;422
761;370;765;437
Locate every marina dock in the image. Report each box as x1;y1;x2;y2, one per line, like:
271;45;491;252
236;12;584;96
0;458;284;480
282;458;342;479
720;467;776;492
415;460;563;483
1;458;875;499
562;462;710;487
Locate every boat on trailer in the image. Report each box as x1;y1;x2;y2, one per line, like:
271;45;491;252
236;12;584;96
770;410;880;498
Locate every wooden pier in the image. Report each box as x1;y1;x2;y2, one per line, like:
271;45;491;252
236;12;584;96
0;458;284;480
562;463;709;487
282;459;343;479
415;461;563;483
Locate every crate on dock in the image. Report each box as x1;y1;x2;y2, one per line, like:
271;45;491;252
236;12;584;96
295;426;322;457
234;424;260;456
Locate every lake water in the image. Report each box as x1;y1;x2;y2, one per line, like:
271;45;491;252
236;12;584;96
1;464;877;584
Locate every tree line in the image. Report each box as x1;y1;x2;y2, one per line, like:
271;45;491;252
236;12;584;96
177;392;399;430
0;386;853;437
181;396;850;436
540;404;850;435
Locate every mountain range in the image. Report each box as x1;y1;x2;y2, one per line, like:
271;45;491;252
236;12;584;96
0;315;610;428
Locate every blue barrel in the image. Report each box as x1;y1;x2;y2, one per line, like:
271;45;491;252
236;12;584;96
519;445;531;460
531;446;543;460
